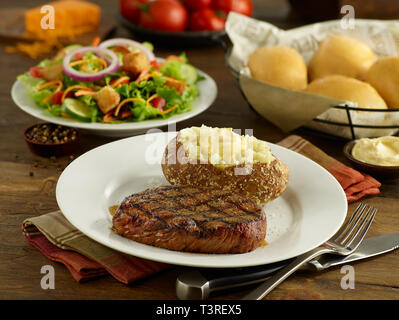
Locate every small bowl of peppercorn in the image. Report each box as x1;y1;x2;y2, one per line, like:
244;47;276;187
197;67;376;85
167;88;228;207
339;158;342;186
24;123;80;157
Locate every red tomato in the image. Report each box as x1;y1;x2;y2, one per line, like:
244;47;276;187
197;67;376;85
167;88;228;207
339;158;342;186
212;0;253;16
139;0;188;32
51;91;64;105
73;52;85;61
150;60;160;70
183;0;211;11
29;66;42;78
119;0;150;24
151;97;166;111
189;9;225;31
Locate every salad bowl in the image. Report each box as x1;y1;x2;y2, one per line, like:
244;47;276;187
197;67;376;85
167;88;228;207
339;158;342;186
12;72;217;137
11;39;217;137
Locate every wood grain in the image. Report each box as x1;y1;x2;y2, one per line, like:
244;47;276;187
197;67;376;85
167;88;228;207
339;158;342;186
0;0;398;300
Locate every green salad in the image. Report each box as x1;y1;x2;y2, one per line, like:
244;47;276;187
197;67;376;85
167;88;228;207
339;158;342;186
17;39;204;123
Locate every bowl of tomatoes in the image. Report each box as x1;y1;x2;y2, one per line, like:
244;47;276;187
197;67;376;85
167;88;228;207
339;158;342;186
118;0;253;46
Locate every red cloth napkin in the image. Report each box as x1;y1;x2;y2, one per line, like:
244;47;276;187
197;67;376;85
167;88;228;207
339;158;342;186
278;135;381;203
22;212;169;284
25;233;107;282
326;161;381;202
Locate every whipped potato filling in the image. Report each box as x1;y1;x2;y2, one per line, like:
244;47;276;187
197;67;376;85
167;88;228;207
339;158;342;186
178;125;274;167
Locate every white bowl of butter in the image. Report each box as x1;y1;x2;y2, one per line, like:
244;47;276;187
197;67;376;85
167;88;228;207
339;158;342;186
344;136;399;177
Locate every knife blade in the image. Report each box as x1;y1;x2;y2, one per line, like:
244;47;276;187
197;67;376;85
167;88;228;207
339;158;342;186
176;233;399;300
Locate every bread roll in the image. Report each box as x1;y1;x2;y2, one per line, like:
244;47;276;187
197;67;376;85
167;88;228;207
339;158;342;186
308;34;374;81
247;46;307;91
305;75;387;110
366;56;399;109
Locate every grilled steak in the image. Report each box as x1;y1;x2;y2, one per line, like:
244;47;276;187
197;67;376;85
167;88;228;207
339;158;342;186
112;185;266;254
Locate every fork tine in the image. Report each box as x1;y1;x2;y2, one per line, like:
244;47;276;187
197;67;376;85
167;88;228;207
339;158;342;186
342;205;373;245
339;204;371;244
345;207;377;250
347;202;363;224
332;203;367;242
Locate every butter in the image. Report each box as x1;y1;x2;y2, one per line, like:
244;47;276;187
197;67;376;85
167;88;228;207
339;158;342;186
352;136;399;166
178;125;274;167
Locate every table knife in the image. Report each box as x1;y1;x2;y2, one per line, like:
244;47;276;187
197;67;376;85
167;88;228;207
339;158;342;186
176;233;399;300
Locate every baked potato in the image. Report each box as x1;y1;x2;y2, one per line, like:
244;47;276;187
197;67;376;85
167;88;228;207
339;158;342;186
161;126;289;205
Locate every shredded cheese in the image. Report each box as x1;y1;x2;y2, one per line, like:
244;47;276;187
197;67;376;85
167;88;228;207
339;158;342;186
37;80;63;103
5;38;63;59
36;80;63;92
160;104;179;115
6;1;101;58
146;94;158;108
151;71;162;77
70;57;107;69
61;85;93;102
110;76;130;88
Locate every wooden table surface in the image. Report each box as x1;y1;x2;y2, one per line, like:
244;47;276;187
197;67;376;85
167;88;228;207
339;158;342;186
1;0;398;300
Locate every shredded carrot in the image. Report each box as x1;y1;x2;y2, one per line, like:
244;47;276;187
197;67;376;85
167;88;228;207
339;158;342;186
110;76;130;88
74;90;95;97
37;80;63;104
120;110;132;119
159;104;179;115
135;65;152;83
92;36;101;47
114;97;145;117
36;80;63;92
43;92;56;104
70;57;107;69
103;111;116;122
61;85;93;102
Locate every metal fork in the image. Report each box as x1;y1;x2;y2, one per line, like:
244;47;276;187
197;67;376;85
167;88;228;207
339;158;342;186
242;202;378;300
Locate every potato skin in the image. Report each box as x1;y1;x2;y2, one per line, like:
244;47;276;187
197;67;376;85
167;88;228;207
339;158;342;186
161;135;289;205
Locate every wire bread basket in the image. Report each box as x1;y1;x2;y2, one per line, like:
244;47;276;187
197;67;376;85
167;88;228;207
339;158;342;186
223;14;399;140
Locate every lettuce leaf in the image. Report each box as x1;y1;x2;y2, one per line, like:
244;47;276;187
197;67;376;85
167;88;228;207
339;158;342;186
17;73;52;108
78;94;100;122
17;49;201;123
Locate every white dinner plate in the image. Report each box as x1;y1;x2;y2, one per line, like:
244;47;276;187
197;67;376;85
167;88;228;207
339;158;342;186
11;68;217;137
56;132;347;268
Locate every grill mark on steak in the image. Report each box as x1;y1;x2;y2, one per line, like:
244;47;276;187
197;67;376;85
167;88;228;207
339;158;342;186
128;185;261;228
112;185;266;253
125;200;169;228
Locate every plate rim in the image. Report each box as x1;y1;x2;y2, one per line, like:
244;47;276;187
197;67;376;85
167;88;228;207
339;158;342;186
11;67;217;133
56;132;348;268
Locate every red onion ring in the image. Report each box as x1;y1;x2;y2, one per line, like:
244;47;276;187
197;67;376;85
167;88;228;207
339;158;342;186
99;38;155;61
63;46;120;82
